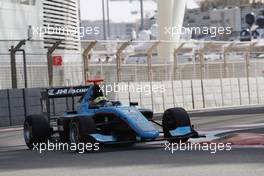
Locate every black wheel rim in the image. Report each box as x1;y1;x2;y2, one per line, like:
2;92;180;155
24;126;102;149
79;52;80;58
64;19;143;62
24;122;32;144
70;123;79;144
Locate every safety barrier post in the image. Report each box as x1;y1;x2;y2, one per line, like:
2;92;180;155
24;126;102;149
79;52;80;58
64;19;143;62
147;41;159;111
172;43;185;107
200;46;206;108
256;77;260;104
223;43;234;106
238;78;242;105
245;51;251;104
22;89;28;118
161;81;165;111
191;80;195;110
7;89;12;126
223;43;233;78
128;82;131;103
83;41;97;83
47;40;62;87
116;41;130;83
220;78;225;106
9;40;26;88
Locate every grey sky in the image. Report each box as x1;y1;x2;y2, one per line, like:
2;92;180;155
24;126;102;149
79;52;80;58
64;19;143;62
80;0;199;22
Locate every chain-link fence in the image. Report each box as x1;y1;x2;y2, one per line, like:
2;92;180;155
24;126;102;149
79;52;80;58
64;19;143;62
1;40;264;113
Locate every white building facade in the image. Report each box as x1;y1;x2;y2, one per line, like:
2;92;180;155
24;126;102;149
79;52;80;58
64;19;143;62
0;0;82;88
0;0;80;48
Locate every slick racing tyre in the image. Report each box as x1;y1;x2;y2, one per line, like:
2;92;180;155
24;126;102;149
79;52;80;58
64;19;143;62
162;108;191;143
24;114;51;149
69;116;97;145
57;117;70;143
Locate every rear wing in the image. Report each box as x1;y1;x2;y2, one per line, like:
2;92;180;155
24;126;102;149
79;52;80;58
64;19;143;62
40;86;91;121
46;86;91;98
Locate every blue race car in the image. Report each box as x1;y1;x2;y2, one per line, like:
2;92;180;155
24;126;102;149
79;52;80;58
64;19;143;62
23;80;201;149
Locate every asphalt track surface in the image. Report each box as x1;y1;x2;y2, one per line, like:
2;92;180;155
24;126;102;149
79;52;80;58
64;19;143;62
0;113;264;176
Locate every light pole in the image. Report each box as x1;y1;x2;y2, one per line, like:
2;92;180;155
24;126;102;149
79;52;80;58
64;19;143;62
102;0;107;40
106;0;111;38
140;0;144;30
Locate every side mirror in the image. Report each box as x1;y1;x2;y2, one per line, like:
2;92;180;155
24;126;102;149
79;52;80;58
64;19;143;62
130;102;138;106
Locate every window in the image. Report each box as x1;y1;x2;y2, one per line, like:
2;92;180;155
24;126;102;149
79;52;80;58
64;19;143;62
20;0;36;5
1;0;36;5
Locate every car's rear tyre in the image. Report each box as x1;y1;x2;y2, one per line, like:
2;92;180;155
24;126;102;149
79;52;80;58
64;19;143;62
162;108;191;143
57;118;70;143
24;114;51;149
69;117;97;145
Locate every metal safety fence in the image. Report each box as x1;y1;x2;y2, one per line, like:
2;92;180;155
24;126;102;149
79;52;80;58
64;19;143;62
0;40;264;114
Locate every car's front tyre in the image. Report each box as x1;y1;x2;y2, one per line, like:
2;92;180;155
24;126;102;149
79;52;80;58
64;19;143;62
162;108;191;143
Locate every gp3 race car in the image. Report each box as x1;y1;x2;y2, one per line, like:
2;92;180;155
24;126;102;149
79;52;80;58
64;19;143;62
23;80;202;150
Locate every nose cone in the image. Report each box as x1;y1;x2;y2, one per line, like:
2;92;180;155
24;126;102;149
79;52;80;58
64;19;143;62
140;130;160;139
